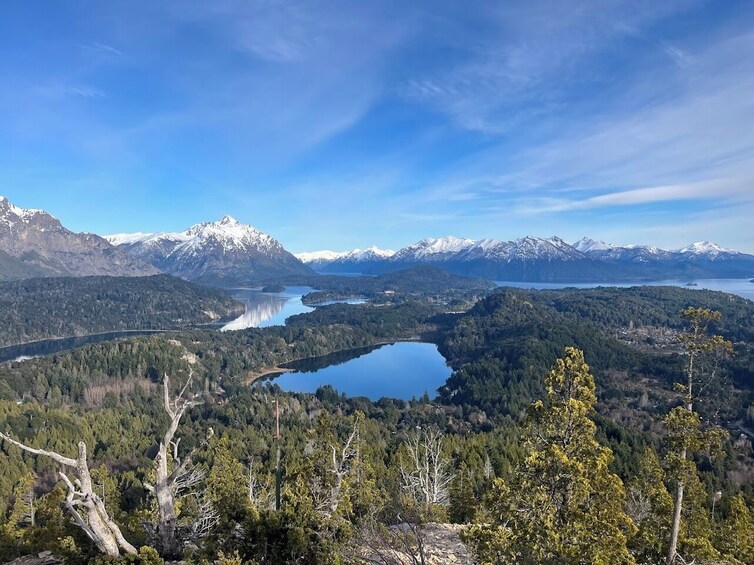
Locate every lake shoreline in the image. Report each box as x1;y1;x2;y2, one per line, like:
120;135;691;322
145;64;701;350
248;339;450;401
245;337;422;386
493;277;754;301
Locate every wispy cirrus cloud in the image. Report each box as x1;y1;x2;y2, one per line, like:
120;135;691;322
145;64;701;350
511;179;751;215
80;42;123;57
34;84;107;99
2;0;754;252
395;21;754;249
398;1;699;133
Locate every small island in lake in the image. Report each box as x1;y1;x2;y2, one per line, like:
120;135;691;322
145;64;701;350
261;283;286;293
686;282;698;286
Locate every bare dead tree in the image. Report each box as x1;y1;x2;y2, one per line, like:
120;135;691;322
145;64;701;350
325;417;360;517
626;485;652;524
0;433;136;557
186;490;220;543
483;453;494;481
400;429;453;507
309;478;331;515
307;415;361;518
19;482;36;528
352;512;427;565
143;374;212;558
248;459;275;510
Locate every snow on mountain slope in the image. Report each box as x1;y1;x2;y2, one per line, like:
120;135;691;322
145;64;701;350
573;237;615;253
297;246;396;273
176;216;279;255
343;246;396;260
108;217;278;258
0;196;158;279
393;236;476;261
295;250;346;263
677;241;738;256
510;236;582;260
296;246;395;263
296;234;754;280
0;196;45;226
105;232;158;246
109;216;312;285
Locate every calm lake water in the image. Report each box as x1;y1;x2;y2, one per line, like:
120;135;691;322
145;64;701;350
494;278;754;301
221;287;367;331
221;286;315;330
266;342;452;401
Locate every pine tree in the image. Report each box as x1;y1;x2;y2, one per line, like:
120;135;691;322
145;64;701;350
665;307;731;565
205;436;254;554
467;347;637;564
0;473;35;557
449;463;476;524
626;448;673;563
715;494;754;564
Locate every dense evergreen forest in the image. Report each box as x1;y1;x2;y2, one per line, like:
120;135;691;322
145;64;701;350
287;265;493;305
1;284;753;564
0;276;244;347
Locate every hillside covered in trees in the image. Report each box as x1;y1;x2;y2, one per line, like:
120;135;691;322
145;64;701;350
295;265;494;305
0;285;753;563
0;275;244;347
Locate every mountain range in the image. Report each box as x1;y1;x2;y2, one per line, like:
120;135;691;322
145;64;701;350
296;236;754;282
0;196;157;280
105;215;312;286
1;195;752;285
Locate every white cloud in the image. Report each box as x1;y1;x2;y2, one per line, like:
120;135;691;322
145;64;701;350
34;84;107;99
81;42;124;57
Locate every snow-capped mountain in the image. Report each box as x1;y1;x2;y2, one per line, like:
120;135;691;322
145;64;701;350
573;237;615;253
107;216;313;286
298;234;754;282
392;236;476;262
294;246;394;273
676;241;738;258
0;196;158;280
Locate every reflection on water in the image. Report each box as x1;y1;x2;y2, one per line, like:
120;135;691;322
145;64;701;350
221;295;290;330
266;342;452;401
12;355;38;363
307;298;368;306
222;287;372;331
281;344;383;372
494;278;754;301
221;287;315;331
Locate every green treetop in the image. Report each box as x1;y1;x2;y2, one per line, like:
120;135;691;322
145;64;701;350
467;347;637;565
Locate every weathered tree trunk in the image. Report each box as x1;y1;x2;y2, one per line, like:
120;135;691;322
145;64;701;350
400;429;452;507
325;418;359;517
666;470;685;565
666;327;700;565
144;374;207;558
153;440;180;558
0;434;136;557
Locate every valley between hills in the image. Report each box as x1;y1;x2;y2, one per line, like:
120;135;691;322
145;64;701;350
1;195;754;564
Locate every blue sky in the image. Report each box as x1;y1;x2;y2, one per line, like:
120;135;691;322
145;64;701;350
2;0;754;253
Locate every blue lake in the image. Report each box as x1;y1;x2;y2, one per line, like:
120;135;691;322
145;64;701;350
221;287;368;331
265;342;452;401
222;286;315;330
494;278;754;301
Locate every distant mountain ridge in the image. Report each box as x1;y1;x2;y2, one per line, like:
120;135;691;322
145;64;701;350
295;246;395;273
107;216;313;286
298;235;754;282
0;196;158;281
3;193;750;285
